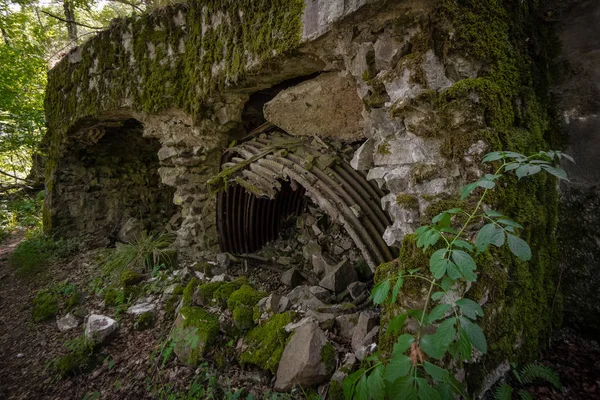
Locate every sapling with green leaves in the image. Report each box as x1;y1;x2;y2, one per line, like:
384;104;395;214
344;150;572;400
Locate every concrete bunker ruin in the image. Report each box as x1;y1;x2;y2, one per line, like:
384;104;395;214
42;0;569;393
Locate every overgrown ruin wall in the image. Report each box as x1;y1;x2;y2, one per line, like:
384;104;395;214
43;0;571;393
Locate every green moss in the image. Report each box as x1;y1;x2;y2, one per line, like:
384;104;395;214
134;311;156;331
120;269;144;287
232;306;255;330
182;278;200;307
195;281;225;305
213;281;243;304
377;141;391;155
329;380;345;400
173;306;221;365
51;336;96;378
65;291;80;311
396;194;419;210
239;311;294;373
33;290;59;322
320;342;336;372
226;284;266;311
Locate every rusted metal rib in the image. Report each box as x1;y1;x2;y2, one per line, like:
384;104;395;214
215;133;394;271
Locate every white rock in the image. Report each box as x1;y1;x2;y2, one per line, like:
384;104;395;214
57;313;79;332
85;314;118;344
127;302;157;316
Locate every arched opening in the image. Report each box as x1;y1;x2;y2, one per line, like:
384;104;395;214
51;119;176;245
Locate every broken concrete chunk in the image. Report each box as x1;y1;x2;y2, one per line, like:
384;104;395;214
264;73;365;141
281;267;303;288
351;311;379;356
350;139;375;171
347;281;368;300
306;310;336;330
85;314;118;344
355;326;380;361
287;286;327;311
57;313;79;332
319;262;358;292
275;322;336;390
335;313;360;340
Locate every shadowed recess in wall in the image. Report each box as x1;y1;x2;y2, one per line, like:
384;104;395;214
213;127;396;270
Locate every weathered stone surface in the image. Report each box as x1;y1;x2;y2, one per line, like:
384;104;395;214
351;311;378;354
85;314;118;344
275;322;336;390
319;262;358;292
127;302;157;316
335;313;360;340
306;310;336;330
264;73;365;141
350;139;375;171
117;217;144;243
287;286;327;311
257;294;281;317
281;267;303;288
355;326;379;360
57;313;79;332
347;281;368;300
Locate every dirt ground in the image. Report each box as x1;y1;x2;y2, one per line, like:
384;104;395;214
0;232;598;400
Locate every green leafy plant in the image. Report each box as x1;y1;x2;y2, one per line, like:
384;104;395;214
50;335;97;378
344;150;572;399
495;362;561;400
103;232;175;279
9;227;77;278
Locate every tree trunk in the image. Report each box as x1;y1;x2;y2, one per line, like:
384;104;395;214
62;0;78;43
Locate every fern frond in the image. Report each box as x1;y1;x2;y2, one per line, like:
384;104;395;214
518;389;533;400
519;363;561;389
495;383;513;400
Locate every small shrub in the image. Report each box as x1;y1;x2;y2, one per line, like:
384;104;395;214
51;335;97;378
103;232;174;280
32;290;59;322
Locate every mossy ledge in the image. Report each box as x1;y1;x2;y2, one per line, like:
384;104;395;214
380;0;563;394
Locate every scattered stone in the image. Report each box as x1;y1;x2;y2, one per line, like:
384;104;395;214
281;268;303;288
335;313;360;340
309;286;332;302
85;314;118;344
347;281;368;300
57;313;79;332
278;296;291;313
117;217;144;243
216;253;231;269
350;138;375;171
287;286;327;310
164;283;180;295
351;311;379;356
303;241;322;261
210;274;226;282
306;310;336;330
284;317;313;333
127;302;156;316
319;262;358;292
355;326;380;360
257;293;282;317
275;322;336;391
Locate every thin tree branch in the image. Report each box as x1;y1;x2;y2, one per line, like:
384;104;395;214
40;10;105;30
0;169;32;183
46;31;97;63
110;0;144;13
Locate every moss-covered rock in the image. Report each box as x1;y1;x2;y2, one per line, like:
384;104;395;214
172;306;220;366
33;290;59;322
182;278;200;307
226;284;266;311
232;306;255;330
51;336;96;378
120;269;144;287
239;311;294;373
134;311;156;331
320;342;337;373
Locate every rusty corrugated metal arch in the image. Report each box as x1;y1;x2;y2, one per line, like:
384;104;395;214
212;130;395;271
